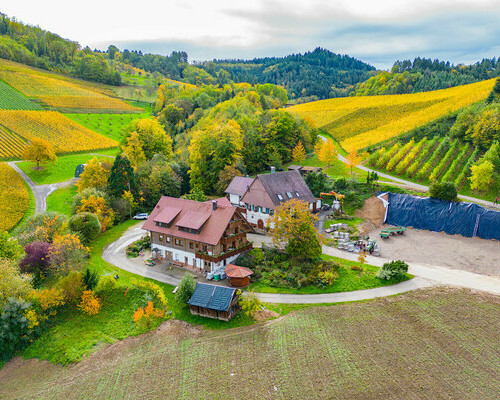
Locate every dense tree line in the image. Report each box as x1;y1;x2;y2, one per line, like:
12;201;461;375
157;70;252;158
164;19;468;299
0;14;121;85
352;57;500;96
195;47;375;100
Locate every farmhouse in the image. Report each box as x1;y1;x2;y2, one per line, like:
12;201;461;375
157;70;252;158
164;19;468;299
142;196;253;274
225;175;255;207
187;283;240;321
239;170;320;229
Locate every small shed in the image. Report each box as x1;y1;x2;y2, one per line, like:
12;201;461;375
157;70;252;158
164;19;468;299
187;283;239;321
225;264;253;287
287;165;303;172
75;164;86;178
300;166;322;176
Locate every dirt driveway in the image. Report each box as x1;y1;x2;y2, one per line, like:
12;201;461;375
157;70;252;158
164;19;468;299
371;227;500;276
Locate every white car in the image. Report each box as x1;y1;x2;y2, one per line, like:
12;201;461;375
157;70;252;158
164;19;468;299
133;213;149;220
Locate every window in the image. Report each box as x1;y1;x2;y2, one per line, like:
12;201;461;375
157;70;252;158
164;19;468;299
159;235;164;241
247;204;251;210
166;236;171;243
295;192;300;197
189;242;194;249
265;208;270;214
174;238;183;246
286;192;292;198
277;194;284;201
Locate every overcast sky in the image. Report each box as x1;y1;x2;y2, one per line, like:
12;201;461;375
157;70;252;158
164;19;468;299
2;0;500;69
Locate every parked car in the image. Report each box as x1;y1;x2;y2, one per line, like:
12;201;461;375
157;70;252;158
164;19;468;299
133;213;149;220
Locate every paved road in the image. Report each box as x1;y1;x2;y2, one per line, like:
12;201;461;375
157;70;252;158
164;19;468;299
102;225;500;304
8;162;76;214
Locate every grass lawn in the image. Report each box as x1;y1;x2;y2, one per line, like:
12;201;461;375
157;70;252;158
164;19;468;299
46;184;77;215
248;254;411;294
65;112;150;142
17;151;117;185
291;154;369;181
324;217;364;230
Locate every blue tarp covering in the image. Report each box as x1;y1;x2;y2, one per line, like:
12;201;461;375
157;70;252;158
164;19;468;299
385;193;500;241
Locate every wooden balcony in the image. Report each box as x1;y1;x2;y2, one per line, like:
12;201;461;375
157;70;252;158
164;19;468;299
196;242;252;263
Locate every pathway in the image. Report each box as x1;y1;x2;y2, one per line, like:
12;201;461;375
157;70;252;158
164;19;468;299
7;162;76;214
102;225;500;304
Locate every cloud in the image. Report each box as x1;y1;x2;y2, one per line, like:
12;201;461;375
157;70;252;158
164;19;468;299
4;0;500;68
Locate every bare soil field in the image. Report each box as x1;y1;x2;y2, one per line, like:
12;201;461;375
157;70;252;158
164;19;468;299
1;287;499;400
373;226;500;276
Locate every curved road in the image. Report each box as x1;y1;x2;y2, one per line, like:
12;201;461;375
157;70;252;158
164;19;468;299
102;224;500;304
8;162;76;214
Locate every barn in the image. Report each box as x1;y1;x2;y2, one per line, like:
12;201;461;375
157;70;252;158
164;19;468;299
187;283;240;321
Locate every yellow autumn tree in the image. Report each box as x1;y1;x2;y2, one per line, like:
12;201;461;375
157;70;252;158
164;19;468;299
122;131;146;169
271;199;321;259
49;233;89;275
346;149;361;175
317;140;337;166
77;195;115;231
76;157;110;193
292;141;306;162
22;137;57;169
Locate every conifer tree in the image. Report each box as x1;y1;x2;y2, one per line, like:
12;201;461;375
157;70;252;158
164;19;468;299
108;155;139;199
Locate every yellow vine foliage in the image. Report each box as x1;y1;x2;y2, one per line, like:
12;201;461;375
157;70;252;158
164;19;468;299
0;163;29;230
0;111;118;156
0;58;139;112
288;79;496;151
78;290;102;315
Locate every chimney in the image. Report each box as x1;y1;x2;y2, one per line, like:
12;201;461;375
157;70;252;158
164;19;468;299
271;166;276;173
212;200;217;211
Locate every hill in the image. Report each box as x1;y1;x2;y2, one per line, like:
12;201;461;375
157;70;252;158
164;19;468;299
351;57;500;96
288;78;496;151
197;47;375;100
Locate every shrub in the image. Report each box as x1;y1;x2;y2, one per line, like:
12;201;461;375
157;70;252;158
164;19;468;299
95;275;117;294
175;273;196;306
68;212;101;244
19;241;51;285
377;260;409;280
0;231;23;260
13;212;67;246
57;271;83;303
126;235;150;257
48;234;89;275
317;270;338;286
239;292;262;319
0;259;33;309
131;278;168;308
429;182;458;202
31;287;65;314
78;290;102;315
82;268;100;291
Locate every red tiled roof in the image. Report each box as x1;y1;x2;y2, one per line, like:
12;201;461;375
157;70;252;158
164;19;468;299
143;197;237;246
176;210;211;230
225;264;253;278
154;206;181;224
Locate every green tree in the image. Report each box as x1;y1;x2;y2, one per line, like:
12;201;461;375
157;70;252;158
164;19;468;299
127;118;173;159
108;155;139;199
429;182;458;202
0;259;33;308
181;187;207;202
0;298;33;362
68;212;101;244
472;106;500;149
189;119;243;194
175;273;196;306
22;137;57;169
469;161;494;192
377;260;408;280
271;199;321;259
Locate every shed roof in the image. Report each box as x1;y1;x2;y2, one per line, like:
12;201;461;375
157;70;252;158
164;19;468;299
187;283;236;312
287;165;302;171
225;176;255;196
225;264;253;278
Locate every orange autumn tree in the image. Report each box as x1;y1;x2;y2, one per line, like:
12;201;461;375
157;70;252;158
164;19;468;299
78;290;102;315
133;301;165;329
